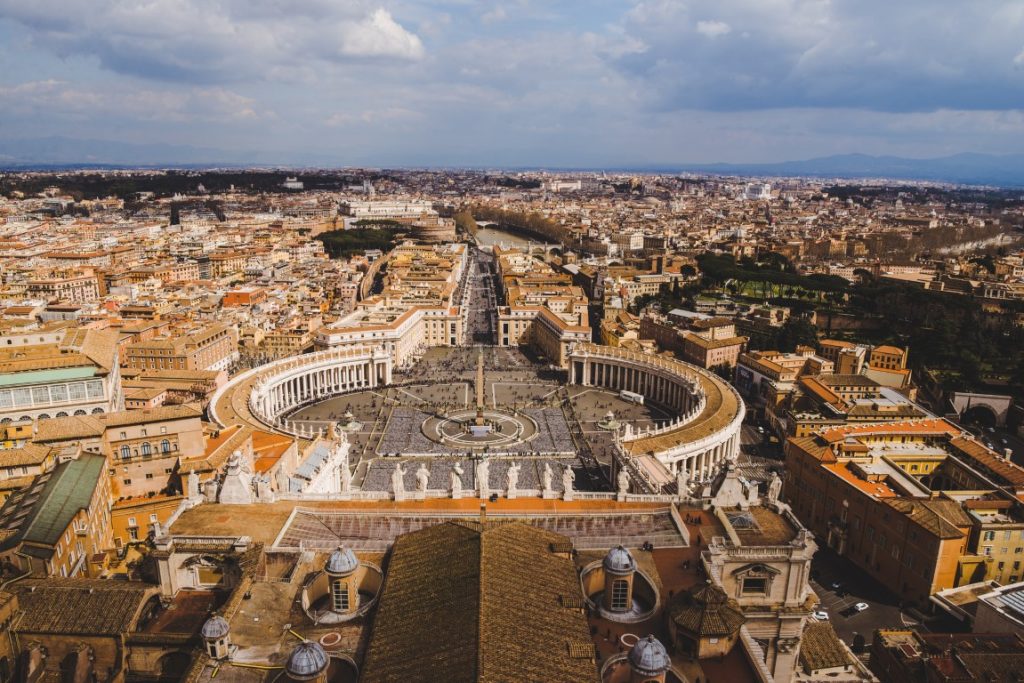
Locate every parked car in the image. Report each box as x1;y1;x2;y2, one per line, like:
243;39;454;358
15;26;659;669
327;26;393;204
854;602;869;612
813;610;829;621
830;581;842;590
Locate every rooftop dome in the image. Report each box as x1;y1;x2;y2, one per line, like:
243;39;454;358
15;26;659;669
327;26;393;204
285;641;329;680
629;634;671;676
603;545;636;574
325;546;359;576
667;581;746;638
200;615;229;640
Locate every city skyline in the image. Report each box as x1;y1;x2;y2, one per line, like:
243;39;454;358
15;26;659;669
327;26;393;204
1;0;1024;167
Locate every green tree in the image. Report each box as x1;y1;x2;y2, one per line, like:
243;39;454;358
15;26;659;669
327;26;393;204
775;318;818;352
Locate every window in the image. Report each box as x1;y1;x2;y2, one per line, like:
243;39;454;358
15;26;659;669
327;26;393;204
332;579;349;611
141;442;152;456
742;577;768;595
984;546;993;556
120;445;130;459
610;579;630;610
161;439;170;453
984;531;996;542
129;527;139;541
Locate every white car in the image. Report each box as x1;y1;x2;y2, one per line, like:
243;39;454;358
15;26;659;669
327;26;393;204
813;610;829;621
853;602;869;612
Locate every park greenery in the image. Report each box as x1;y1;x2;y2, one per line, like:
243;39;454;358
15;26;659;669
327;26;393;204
454;210;478;238
638;252;1024;398
316;227;407;258
0;170;365;201
469;205;568;243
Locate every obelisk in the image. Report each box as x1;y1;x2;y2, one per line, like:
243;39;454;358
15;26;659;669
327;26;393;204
475;348;486;425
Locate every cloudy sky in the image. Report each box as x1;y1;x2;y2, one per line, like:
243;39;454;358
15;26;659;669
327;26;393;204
1;0;1023;166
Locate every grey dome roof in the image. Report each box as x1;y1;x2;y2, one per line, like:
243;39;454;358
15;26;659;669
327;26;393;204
200;615;229;640
629;635;670;676
603;545;636;574
285;641;329;679
325;546;359;575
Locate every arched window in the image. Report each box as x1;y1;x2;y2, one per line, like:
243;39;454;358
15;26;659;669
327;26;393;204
141;442;152;456
611;579;629;611
161;439;171;453
121;445;131;459
332;579;349;611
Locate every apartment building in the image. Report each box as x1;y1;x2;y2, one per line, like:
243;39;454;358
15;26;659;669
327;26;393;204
0;328;123;423
640;312;748;369
785;419;1024;606
124;323;238;373
0;453;112;578
26;273;100;303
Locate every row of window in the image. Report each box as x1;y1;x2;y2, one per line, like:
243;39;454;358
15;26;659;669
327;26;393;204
119;440;175;458
0;380;105;408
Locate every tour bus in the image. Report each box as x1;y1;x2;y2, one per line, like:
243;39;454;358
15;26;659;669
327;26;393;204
619;390;644;405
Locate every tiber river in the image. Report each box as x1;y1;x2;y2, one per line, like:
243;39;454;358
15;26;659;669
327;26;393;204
474;224;533;248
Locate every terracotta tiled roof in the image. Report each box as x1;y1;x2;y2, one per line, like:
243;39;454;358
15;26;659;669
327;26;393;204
360;521;599;683
666;582;746;638
13;577;155;635
884;499;968;539
800;622;852;672
951;437;1024;487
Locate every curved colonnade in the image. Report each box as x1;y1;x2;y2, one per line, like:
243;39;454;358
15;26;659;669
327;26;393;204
568;343;745;488
210;342;744;494
209;345;392;437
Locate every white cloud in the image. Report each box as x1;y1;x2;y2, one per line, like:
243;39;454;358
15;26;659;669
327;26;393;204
612;0;1024;112
338;9;425;60
0;1;425;82
0;80;266;123
1015;47;1024;67
325;107;421;126
481;6;507;24
696;20;731;38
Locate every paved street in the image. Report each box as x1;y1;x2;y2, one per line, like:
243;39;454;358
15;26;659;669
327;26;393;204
740;423;763;447
462;247;497;344
809;548;918;648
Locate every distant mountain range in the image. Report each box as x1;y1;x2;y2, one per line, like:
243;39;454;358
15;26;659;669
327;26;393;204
667;153;1024;187
0;136;333;168
1;137;1022;186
